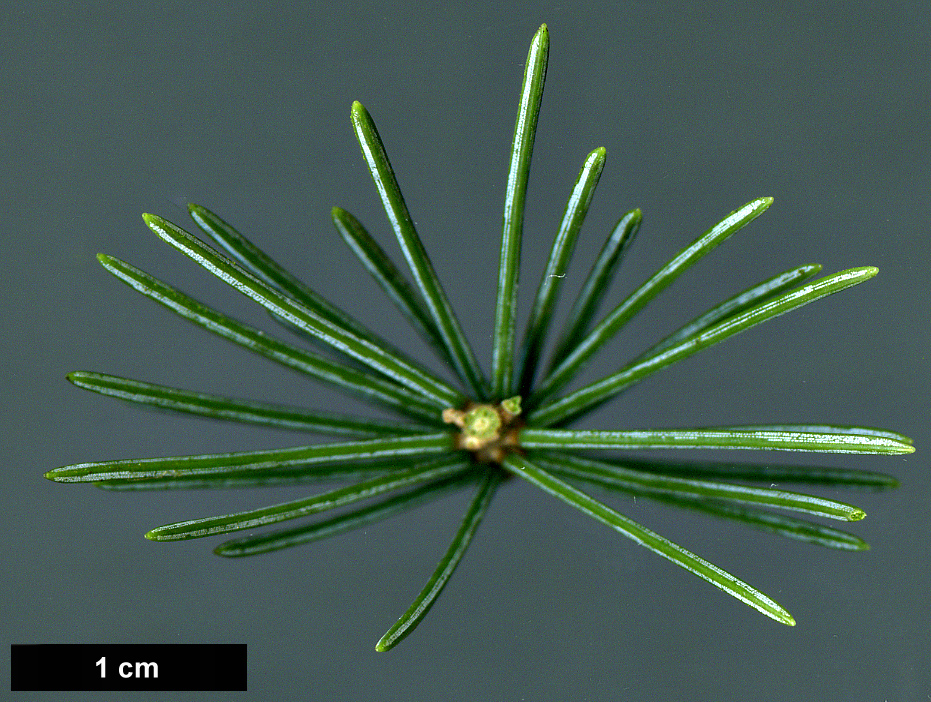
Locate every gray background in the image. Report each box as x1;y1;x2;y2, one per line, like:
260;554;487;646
4;1;929;700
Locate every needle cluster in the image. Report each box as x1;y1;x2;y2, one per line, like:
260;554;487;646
47;24;914;651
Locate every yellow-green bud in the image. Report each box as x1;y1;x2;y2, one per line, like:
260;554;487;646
501;396;522;417
463;405;501;440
